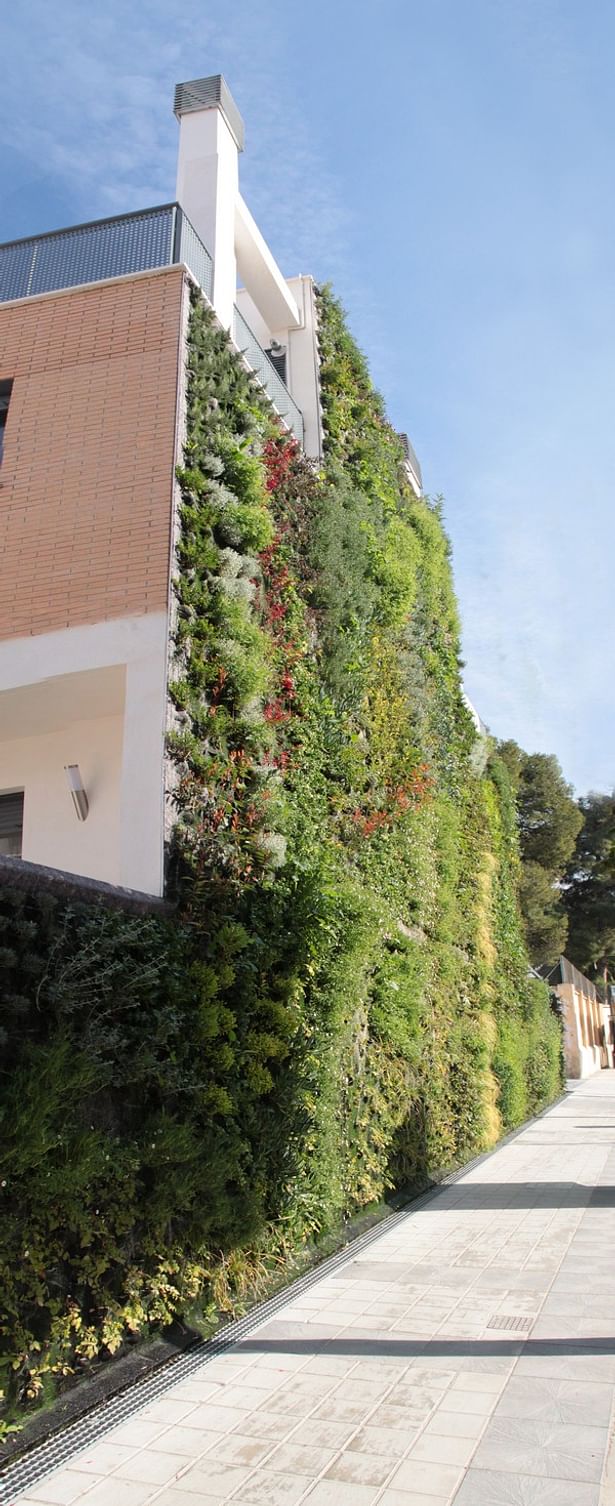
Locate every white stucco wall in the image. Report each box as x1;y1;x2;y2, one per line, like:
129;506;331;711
0;613;169;895
176;107;239;330
282;276;323;462
2;713;123;884
236;277;323;461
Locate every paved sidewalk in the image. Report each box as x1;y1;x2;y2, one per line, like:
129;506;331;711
11;1075;615;1506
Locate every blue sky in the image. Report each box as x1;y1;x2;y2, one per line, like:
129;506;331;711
1;0;613;795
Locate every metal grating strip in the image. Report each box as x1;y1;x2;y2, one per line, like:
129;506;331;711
487;1314;534;1332
173;75;245;151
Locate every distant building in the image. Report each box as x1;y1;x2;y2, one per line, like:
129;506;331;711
541;957;614;1078
0;74;424;896
398;432;422;498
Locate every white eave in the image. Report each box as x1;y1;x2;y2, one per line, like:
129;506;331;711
235;193;301;332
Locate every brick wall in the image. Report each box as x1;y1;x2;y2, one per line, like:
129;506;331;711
0;268;185;641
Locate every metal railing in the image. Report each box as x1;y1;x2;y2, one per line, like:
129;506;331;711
0;203;213;304
233;306;304;445
173;210;213;302
0;206;303;446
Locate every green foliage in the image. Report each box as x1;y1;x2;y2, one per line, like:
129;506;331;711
498;740;583;966
512;748;582;872
519;860;569;966
564;791;615;977
0;284;563;1427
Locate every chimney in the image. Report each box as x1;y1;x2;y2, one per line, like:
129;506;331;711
174;75;245;331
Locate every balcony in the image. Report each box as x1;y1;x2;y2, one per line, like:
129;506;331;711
399;432;423;497
233;307;303;445
0;204;304;444
0;204;212;304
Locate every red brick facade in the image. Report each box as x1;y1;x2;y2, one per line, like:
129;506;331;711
0;268;185;641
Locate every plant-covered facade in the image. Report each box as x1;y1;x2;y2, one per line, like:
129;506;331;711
0;285;562;1431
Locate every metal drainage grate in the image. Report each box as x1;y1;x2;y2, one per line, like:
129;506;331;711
487;1313;534;1332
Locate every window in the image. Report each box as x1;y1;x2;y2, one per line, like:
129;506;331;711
265;344;287;385
0;791;24;856
0;380;13;465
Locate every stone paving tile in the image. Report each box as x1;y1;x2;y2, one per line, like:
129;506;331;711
112;1450;188;1484
64;1482;153;1506
135;1397;197;1426
148;1423;220;1455
300;1484;379;1504
289;1418;356;1449
389;1456;465;1495
452;1468;600;1504
159;1458;251;1496
17;1473;104;1505
237;1472;316;1504
368;1402;431;1431
324;1451;392;1485
423;1410;487;1441
205;1432;275;1466
69;1441;137;1474
265;1441;337;1476
347;1424;417;1457
493;1373;613;1426
232;1412;308;1442
408;1431;476;1466
174;1401;251;1431
310;1396;372;1423
438;1387;500;1415
515;1351;615;1383
109;1419;172;1449
378;1495;449;1506
153;1493;230;1506
471;1415;607;1482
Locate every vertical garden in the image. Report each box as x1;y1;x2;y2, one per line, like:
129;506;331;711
0;285;562;1425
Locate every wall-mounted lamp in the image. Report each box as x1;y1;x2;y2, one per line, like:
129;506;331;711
64;764;89;822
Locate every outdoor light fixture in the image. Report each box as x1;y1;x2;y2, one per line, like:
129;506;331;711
64;764;89;822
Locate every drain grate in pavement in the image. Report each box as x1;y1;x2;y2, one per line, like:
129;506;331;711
487;1313;534;1332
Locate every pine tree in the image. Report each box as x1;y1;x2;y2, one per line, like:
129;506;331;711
564;792;615;978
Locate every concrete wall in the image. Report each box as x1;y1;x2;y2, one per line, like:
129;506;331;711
0;267;184;642
558;980;606;1078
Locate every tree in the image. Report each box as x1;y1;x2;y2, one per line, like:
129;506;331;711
498;742;583;967
513;750;583;873
564;792;615;978
519;861;569;967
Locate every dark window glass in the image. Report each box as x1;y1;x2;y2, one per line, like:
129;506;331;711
0;791;24;856
0;379;13;465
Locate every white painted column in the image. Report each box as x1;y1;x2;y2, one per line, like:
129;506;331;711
175;84;241;331
119;644;168;896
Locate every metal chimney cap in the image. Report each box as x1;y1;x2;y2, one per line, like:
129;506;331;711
173;74;245;151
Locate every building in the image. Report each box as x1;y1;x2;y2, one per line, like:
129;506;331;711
0;75;423;898
542;957;615;1078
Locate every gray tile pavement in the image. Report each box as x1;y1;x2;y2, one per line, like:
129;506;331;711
11;1074;615;1505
